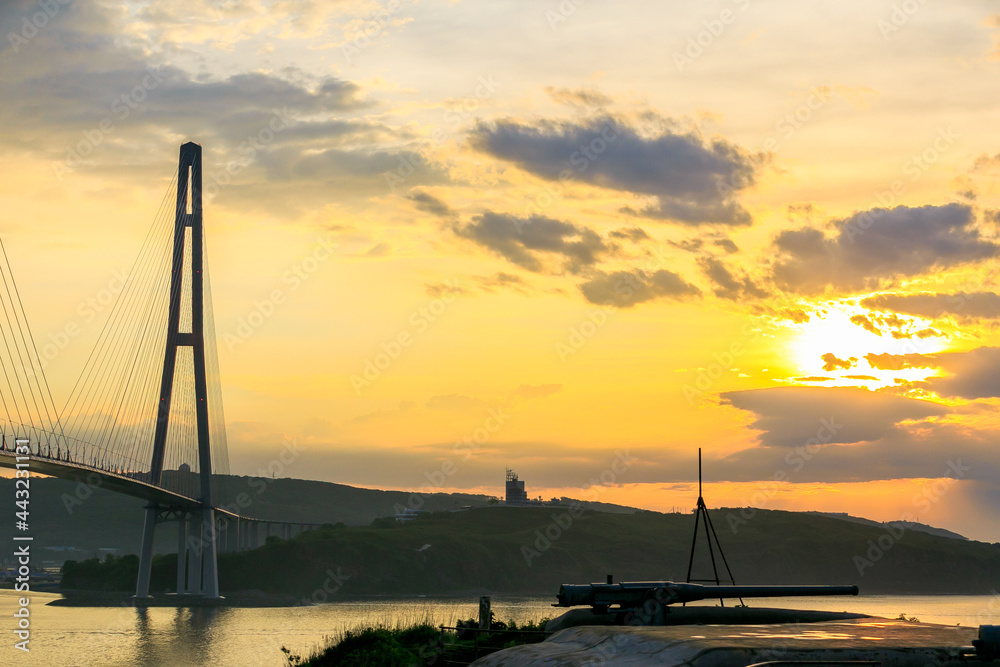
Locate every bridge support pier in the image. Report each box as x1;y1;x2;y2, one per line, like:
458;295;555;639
200;508;220;597
135;505;159;598
176;513;187;593
187;512;201;593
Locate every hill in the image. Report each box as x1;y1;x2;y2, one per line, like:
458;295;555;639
59;504;1000;597
0;474;637;567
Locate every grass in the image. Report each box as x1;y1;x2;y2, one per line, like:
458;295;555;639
284;613;553;667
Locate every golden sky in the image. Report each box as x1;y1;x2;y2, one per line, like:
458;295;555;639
2;1;1000;540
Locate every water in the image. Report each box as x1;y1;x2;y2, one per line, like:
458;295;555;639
1;591;998;666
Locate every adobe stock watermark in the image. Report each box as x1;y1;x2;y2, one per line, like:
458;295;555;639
22;269;127;379
521;120;619;220
300;566;350;605
204;108;294;203
727;416;844;533
716;84;833;202
544;0;587;30
853;458;969;576
843;126;959;243
556;247;682;363
673;0;753;72
53;66;167;181
6;0;72;54
384;76;501;192
350;279;461;394
393;406;510;516
341;0;405;64
521;450;636;566
877;0;926;39
682;321;760;405
224;233;337;351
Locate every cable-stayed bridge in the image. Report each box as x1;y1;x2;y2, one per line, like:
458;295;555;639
0;143;312;599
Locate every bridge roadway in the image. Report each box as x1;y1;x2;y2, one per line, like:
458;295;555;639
0;448;319;549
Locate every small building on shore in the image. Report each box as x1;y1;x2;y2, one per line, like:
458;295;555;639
505;468;528;504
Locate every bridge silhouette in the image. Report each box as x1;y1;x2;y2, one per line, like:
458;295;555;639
0;143;313;599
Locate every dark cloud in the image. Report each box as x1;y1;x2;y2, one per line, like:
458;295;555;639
821;353;856;371
698;257;767;301
0;1;450;214
862;347;1000;400
713;238;739;254
453;212;616;274
861;291;1000;321
469;115;761;225
476;272;529;294
715;421;995;485
794;376;833;382
850;314;882;336
779;308;811;323
608;227;650;242
408;190;455;218
544;86;613;109
578;269;701;308
720;386;946;448
771;204;997;294
972;152;1000;170
845;374;878;380
670;238;703;252
864;352;937;370
927;347;1000;400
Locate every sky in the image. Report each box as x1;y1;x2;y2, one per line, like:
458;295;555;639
2;0;1000;541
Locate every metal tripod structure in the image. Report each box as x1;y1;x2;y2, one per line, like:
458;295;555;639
135;142;220;599
684;447;742;607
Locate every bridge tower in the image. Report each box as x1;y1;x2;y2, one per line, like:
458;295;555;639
135;142;221;599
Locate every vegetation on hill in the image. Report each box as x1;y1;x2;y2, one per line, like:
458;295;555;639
60;506;1000;596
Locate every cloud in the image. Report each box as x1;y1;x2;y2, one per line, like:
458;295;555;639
770;204;998;294
715;420;996;485
864;353;937;371
365;242;390;257
779;308;810;324
861;291;1000;321
863;347;1000;400
452;212;616;274
698;257;767;301
720;386;946;448
849;314;882;336
408;190;455;218
928;347;1000;399
713;238;739;254
544;86;613;109
469;115;761;225
821;353;856;371
578;269;701;308
0;1;452;215
608;227;650;242
476;272;529;294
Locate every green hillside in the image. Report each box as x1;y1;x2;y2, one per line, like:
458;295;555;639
61;505;1000;597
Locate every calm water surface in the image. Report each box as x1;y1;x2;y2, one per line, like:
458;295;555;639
1;590;999;666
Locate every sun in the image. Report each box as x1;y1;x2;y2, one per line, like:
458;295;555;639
788;303;947;387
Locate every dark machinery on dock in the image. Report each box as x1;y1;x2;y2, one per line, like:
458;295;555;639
555;580;859;620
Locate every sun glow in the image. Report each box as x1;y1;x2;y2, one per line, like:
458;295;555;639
789;304;947;387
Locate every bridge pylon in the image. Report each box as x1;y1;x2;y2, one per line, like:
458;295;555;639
135;142;221;599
